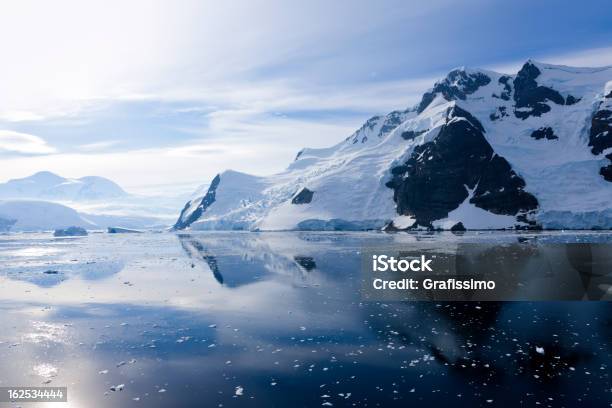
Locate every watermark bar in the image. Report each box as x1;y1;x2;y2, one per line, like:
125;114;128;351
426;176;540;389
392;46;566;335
0;387;67;402
361;243;612;301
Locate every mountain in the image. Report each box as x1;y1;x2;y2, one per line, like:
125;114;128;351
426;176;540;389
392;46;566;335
175;60;612;231
0;200;163;232
0;200;95;231
0;171;128;201
0;172;194;230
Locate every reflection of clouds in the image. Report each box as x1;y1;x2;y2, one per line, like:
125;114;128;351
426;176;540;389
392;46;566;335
0;232;496;317
23;321;69;345
1;233;126;288
10;246;61;257
1;260;125;288
33;363;59;379
2;231;611;313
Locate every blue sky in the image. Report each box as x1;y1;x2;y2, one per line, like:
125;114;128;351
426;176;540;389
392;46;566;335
0;0;611;194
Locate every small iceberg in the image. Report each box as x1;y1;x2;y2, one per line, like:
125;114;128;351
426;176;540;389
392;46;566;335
107;227;143;234
54;226;88;237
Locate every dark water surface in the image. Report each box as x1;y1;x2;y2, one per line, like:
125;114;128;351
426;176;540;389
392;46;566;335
0;231;611;407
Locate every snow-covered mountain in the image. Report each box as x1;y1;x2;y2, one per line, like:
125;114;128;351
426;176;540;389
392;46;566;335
0;171;127;201
0;200;95;231
0;172;195;230
0;200;163;232
175;60;612;231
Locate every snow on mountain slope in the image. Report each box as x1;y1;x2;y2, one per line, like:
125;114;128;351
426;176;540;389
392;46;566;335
0;172;193;227
175;60;612;231
0;200;164;232
0;200;95;231
0;171;127;201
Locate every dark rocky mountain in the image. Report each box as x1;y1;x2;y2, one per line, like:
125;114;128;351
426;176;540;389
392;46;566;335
386;106;538;229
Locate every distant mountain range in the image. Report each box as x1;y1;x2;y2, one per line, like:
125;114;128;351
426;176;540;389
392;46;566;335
0;200;165;232
0;172;173;231
175;60;612;231
0;171;127;202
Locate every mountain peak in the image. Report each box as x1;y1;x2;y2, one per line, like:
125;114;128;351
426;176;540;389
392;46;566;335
0;171;128;201
29;171;64;182
522;59;557;70
417;68;492;113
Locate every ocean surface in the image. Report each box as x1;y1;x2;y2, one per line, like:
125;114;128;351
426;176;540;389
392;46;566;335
0;231;611;407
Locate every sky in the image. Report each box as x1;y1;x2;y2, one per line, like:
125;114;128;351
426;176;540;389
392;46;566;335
0;0;611;195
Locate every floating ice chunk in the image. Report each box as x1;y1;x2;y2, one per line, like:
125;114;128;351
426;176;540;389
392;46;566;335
235;386;244;396
535;346;545;355
33;364;58;378
110;384;125;392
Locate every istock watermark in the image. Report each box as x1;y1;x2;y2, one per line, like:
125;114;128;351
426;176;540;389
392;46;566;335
361;243;612;301
371;254;433;272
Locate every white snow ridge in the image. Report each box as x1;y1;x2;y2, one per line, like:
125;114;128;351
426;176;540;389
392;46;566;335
175;61;612;231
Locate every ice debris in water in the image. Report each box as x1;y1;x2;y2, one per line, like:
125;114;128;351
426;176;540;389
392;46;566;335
235;386;244;396
110;384;125;392
536;346;545;355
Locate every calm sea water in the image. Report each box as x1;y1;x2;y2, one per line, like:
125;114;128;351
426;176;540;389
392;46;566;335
0;231;611;407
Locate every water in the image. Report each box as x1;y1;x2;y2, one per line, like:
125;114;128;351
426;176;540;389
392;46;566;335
0;231;611;407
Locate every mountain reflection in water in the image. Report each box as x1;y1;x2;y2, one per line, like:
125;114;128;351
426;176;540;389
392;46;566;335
0;231;610;407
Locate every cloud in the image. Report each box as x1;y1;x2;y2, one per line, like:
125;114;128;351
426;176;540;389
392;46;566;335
485;46;612;74
166;144;232;157
0;130;57;155
0;110;46;122
0;0;610;193
0;1;608;127
0;0;568;122
0;114;357;194
78;140;120;152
